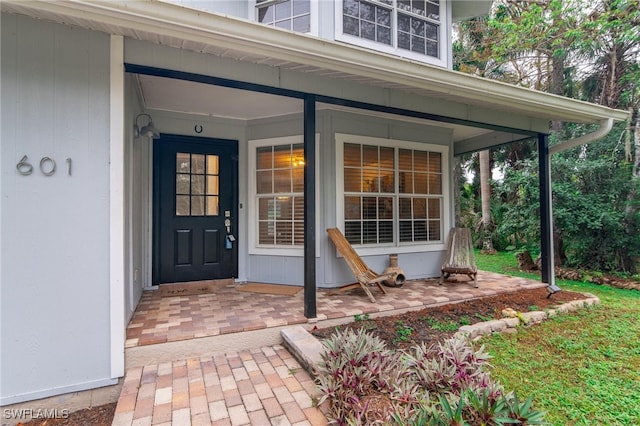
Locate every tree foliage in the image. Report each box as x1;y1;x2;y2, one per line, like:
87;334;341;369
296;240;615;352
492;123;640;271
455;0;640;273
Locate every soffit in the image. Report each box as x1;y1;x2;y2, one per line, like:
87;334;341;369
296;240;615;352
1;0;630;127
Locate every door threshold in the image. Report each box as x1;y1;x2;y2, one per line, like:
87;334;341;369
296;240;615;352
156;279;235;297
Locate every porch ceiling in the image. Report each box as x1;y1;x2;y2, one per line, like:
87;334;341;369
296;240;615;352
3;0;630;138
135;74;494;143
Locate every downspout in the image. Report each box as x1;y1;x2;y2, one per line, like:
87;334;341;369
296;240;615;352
549;118;613;154
543;118;614;296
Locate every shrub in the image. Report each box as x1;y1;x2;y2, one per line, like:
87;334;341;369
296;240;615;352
316;329;398;424
316;330;545;425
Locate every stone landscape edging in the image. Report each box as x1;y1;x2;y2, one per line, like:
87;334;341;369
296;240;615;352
454;293;601;340
281;293;601;377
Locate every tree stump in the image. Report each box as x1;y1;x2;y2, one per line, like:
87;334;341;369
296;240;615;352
516;250;537;271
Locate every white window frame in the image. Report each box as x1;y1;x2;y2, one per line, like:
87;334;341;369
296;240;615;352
250;0;319;35
335;133;449;256
334;0;448;67
248;135;320;256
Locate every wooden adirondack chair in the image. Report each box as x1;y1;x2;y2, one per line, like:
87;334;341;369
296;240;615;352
440;227;478;287
326;228;395;303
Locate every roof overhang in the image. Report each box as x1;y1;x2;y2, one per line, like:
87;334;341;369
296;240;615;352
452;0;493;22
2;0;630;129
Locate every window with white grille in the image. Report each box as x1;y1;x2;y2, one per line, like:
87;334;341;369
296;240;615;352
336;0;445;65
337;134;447;252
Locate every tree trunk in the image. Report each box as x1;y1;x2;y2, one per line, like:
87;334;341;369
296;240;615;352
626;107;633;162
623;109;639;273
553;229;566;267
550;1;565;132
550;51;566;132
516;250;537;271
453;156;462;227
479;150;495;253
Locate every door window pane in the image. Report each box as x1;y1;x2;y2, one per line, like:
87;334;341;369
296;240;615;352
207;155;219;174
176;195;190;216
176;153;190;173
176;174;190;195
206;176;219;195
191;175;204;195
206;196;219;216
192;154;205;174
175;153;220;217
191;196;204;216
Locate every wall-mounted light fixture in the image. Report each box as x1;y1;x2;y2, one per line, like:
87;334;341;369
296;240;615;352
134;113;160;139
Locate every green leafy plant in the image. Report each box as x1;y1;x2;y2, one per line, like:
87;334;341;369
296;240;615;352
427;318;461;332
354;313;370;321
395;321;413;342
475;312;493;322
503;392;546;425
459;315;472;326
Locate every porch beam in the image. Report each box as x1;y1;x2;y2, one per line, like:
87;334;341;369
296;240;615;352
303;95;317;319
538;133;555;285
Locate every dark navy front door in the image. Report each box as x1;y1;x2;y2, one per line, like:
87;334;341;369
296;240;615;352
153;135;238;284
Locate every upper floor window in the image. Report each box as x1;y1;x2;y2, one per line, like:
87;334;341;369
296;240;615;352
256;0;311;32
337;0;445;65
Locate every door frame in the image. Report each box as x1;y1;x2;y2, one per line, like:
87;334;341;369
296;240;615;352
152;134;239;285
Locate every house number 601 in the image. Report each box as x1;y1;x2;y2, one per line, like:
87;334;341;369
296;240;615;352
16;155;72;176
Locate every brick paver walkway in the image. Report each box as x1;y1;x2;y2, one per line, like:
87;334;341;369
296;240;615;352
112;345;327;426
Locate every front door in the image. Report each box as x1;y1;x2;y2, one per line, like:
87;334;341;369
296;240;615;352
153;135;238;284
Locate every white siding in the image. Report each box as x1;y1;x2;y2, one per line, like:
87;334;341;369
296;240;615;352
0;14;115;404
165;0;250;18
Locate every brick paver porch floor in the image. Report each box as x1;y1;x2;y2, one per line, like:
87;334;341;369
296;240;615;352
126;272;545;348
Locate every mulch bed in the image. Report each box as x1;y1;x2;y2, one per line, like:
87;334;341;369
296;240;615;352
311;287;590;351
18;403;116;426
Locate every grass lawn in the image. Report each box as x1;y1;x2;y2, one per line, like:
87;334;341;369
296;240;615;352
476;251;640;425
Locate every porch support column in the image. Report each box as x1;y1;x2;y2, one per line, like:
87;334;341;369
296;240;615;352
538;133;555;286
303;95;317;318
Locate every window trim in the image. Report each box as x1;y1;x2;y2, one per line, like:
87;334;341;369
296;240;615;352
335;133;449;256
248;135;320;256
250;0;319;36
334;0;448;67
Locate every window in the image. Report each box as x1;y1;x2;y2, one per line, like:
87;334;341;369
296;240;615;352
255;0;311;32
248;135;319;256
337;0;445;64
397;148;442;242
337;134;447;252
256;143;305;246
175;153;219;216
